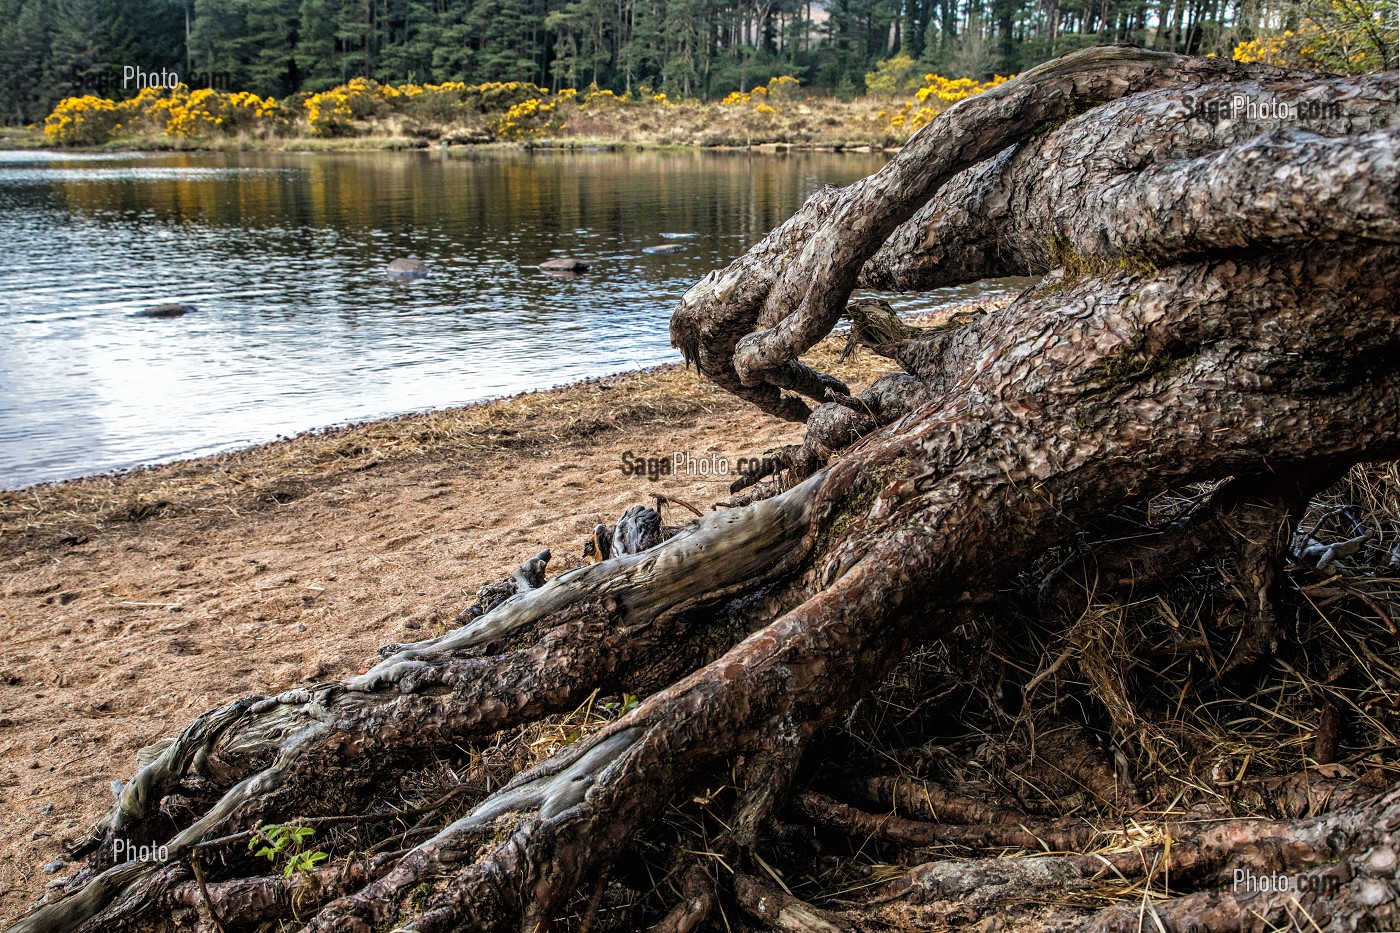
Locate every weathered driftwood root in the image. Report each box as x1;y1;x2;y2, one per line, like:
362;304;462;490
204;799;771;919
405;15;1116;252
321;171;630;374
796;789;1101;852
733;873;853;933
864;72;1400;292
720;71;1399;488
669;47;1333;422
28;240;1389;933
9;48;1400;933
12;492;818;933
647;863;716;933
329;241;1400;932
874;784;1400;933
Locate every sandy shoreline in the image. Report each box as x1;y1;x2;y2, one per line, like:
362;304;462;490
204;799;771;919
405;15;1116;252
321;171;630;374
0;331;899;921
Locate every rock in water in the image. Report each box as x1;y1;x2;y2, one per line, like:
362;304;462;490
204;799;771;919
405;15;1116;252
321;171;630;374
387;257;429;278
139;303;195;319
642;244;687;255
539;257;590;272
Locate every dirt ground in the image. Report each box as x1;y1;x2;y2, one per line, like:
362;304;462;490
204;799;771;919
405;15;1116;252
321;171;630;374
0;372;811;923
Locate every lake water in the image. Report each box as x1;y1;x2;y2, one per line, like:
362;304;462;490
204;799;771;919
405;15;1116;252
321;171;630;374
0;148;1006;490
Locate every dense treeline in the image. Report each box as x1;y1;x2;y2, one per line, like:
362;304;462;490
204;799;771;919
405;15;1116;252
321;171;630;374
0;0;1393;123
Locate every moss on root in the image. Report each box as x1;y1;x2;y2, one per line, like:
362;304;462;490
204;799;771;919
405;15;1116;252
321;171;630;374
1041;235;1159;295
813;454;911;559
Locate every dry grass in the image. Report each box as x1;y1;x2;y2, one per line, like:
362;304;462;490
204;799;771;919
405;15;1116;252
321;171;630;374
537;97;908;150
804;462;1400;922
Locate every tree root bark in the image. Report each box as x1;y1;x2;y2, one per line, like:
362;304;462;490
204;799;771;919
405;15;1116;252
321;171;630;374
9;48;1400;933
875;785;1400;933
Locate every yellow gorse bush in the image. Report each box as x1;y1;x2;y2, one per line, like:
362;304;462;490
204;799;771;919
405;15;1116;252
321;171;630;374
893;72;1011;131
226;91;279;120
43;84;290;144
496;96;560;138
719;76;800;110
305;78;553;137
304;76;391;135
41;70;816;145
1232;0;1392;73
765;75;801;99
165;87;221;137
304;88;355;136
43;95;120;145
914;73;1009;105
580;87;623;108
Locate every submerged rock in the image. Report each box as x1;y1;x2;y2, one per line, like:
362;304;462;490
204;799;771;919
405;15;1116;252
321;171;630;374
139;303;194;319
642;244;687;255
539;257;590;272
387;257;429;278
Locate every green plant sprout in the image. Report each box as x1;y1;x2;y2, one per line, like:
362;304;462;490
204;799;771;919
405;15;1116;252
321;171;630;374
247;823;329;877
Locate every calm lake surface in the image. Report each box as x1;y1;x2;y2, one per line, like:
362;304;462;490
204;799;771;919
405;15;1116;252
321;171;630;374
0;148;1008;490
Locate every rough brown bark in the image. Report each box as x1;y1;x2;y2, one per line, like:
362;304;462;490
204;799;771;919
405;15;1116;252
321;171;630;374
8;47;1400;933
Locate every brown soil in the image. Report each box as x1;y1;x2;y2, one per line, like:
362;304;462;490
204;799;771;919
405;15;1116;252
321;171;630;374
0;332;902;922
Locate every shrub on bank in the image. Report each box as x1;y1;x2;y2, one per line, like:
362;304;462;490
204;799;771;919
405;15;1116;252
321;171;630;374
1231;0;1392;74
44;95;120;145
45;85;287;144
877;72;1011;133
40;70;992;148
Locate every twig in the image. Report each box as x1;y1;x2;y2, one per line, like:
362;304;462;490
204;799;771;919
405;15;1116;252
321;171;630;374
189;850;227;933
653;493;705;519
190;784;474;852
577;869;611;933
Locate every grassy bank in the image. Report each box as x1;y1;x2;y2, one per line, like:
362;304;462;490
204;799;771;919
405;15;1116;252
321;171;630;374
25;74;1008;153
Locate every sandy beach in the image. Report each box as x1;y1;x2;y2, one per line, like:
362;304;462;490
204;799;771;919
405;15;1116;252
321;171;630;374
0;332;898;921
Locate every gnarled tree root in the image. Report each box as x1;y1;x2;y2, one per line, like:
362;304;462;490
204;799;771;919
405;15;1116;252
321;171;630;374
8;48;1400;933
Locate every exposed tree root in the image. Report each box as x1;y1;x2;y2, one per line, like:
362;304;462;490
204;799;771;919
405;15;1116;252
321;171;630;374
733;873;852;932
9;47;1400;933
869;786;1399;932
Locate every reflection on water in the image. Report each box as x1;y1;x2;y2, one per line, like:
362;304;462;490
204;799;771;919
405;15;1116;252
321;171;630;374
0;148;1012;489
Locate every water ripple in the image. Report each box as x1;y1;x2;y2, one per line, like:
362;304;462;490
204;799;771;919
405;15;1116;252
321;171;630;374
0;148;1008;489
